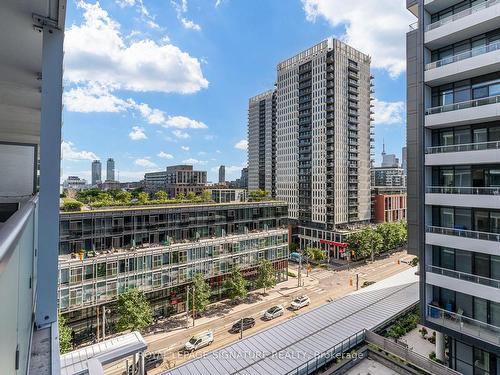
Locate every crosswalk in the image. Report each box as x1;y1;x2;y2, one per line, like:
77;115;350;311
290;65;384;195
309;270;333;280
309;286;326;294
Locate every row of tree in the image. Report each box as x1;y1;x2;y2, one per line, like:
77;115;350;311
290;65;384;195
59;259;277;353
62;188;213;211
346;221;407;261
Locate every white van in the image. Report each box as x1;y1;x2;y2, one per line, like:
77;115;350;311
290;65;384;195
184;330;214;352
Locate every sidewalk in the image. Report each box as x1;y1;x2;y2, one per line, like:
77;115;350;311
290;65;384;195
144;274;318;345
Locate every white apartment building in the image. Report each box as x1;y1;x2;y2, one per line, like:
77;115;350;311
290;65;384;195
275;38;373;249
407;0;500;373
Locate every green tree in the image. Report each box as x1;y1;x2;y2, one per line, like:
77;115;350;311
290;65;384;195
249;189;270;202
347;228;383;261
175;193;186;201
200;190;212;202
256;259;276;294
188;274;211;319
61;198;83;212
289;243;299;253
186;192;197;201
155;190;168;202
303;247;326;263
223;267;248;301
137;192;149;204
116;288;153;332
115;190;132;203
58;311;73;354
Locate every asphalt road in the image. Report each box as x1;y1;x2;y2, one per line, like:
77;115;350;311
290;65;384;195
104;250;414;374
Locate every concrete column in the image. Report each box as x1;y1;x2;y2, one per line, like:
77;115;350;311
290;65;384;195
435;331;445;362
35;26;64;328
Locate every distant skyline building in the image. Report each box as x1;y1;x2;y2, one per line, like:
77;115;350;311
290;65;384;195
91;160;101;186
274;38;373;251
401;146;407;173
240;167;248;189
62;176;88;191
218;165;225;183
381;142;400;168
248;90;276;197
106;157;115;182
144;164;207;197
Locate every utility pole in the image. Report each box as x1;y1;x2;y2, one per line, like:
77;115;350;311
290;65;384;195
356;273;359;290
96;306;100;342
102;305;106;340
186;286;190;328
192;284;195;327
240;318;243;340
298;252;302;287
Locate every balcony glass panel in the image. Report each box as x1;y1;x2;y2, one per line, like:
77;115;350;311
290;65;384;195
427;0;499;31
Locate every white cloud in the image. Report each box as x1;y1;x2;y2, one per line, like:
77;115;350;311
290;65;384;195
234;139;248;151
158;151;174;159
181;146;190;151
134;158;157;168
372;99;405;125
64;85;208;131
116;0;136;7
183;158;207;165
171;0;201;31
63;83;132;112
65;1;208;93
129;126;147;140
215;0;222;7
301;0;415;78
61;141;99;161
165;116;207;129
204;134;215;141
173;130;190;139
215;149;221;154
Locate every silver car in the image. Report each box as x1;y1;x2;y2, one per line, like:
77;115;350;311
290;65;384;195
263;305;284;320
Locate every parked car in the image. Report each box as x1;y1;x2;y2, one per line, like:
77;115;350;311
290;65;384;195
183;330;214;352
230;317;256;333
289;252;302;263
263;305;285;320
290;295;310;310
127;352;164;374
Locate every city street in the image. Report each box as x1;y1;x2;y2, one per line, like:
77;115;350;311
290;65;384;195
104;250;415;374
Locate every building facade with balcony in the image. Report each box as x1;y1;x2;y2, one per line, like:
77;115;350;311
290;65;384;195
274;38;373;252
58;201;289;334
248;90;277;197
144;165;208;197
407;0;500;373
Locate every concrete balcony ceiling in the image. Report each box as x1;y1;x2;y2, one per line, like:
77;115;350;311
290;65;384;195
0;0;66;145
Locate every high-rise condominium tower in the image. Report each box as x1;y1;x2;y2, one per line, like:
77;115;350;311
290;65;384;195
407;0;500;372
106;157;115;182
91;160;102;186
248;90;276;197
218;165;225;183
275;38;373;249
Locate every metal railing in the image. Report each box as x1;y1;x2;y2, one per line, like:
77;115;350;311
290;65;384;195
426;265;500;289
427;305;500;346
365;330;461;375
408;21;418;31
285;330;366;375
426;186;500;195
426;225;500;242
426;140;500;153
426;0;499;31
426;94;500;115
426;40;500;70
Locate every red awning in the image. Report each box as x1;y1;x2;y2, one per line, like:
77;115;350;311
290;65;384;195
319;239;348;248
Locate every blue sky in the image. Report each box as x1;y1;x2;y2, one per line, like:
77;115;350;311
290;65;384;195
61;0;415;183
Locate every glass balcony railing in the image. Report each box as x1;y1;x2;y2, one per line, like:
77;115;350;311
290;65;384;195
426;140;500;153
0;196;38;374
426;186;500;195
426;94;500;115
426;265;500;289
426;225;500;242
426;0;500;31
427;304;500;346
426;40;500;70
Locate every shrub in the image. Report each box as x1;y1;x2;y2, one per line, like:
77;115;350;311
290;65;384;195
419;327;428;338
62;198;83;211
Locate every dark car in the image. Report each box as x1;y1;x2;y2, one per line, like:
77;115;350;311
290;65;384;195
230;317;255;333
127;352;164;374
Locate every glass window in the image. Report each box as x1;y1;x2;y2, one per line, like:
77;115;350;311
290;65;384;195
474;297;488;323
491;255;500;280
490;211;500;233
473;128;488;147
455;208;471;230
455;128;471;144
490;83;500;96
60;269;69;286
474;210;489;232
473;86;488;99
455;167;471;187
473;348;490;375
474;253;490;278
96;262;106;278
490;301;500;327
84;265;93;280
489;127;500;142
440;168;454;187
454;87;470;103
456;250;472;274
441;247;455;269
440;130;454;146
